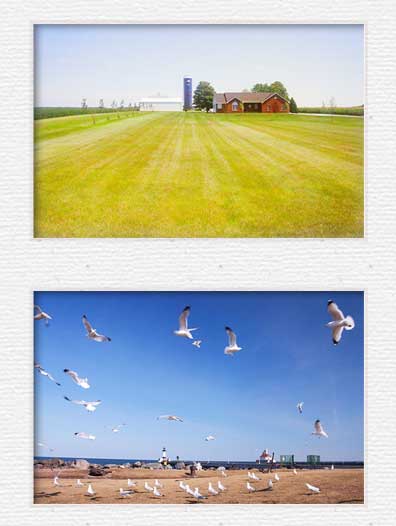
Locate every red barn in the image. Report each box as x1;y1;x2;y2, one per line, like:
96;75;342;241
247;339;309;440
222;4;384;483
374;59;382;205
213;92;289;113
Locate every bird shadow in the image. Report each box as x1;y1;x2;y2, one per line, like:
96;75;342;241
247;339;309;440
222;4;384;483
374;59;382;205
35;491;62;498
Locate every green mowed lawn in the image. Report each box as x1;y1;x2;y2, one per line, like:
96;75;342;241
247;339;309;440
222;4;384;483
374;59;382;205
34;111;364;237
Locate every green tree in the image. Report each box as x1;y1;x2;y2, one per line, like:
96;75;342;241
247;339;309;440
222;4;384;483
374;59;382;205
193;81;216;112
252;81;289;100
289;97;298;113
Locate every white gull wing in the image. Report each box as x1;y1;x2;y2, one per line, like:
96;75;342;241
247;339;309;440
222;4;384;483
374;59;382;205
178;306;190;330
332;325;344;345
82;315;93;333
225;326;237;346
327;300;345;321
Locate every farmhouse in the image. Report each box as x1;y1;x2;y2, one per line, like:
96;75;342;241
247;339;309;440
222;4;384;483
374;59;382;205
213;92;289;113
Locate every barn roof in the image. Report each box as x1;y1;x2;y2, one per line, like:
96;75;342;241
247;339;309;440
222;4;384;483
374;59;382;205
214;92;288;104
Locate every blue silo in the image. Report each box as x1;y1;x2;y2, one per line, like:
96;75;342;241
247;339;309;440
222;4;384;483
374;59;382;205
183;76;192;110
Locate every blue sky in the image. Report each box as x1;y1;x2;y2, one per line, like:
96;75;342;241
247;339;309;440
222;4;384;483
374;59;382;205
35;24;364;107
34;291;364;462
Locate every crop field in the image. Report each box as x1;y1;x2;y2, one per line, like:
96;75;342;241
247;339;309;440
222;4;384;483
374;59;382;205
34;112;364;237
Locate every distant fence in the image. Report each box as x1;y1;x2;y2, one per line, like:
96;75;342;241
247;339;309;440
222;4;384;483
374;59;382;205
297;106;364;116
34;107;140;120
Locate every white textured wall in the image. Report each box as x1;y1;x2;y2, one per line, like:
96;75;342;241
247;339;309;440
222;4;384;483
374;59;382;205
1;1;396;524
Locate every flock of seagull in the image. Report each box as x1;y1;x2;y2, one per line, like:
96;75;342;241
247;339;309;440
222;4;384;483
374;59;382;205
50;464;333;499
35;298;354;500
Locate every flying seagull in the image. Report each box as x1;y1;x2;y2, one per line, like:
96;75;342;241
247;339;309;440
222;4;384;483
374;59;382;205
306;483;320;493
37;442;55;452
82;314;111;342
110;424;126;433
63;369;90;389
247;482;256;492
34;363;61;386
192;340;202;349
326;300;355;345
34;305;52;325
157;414;183;422
224;326;242;356
205;435;215;441
208;482;218;496
312;419;328;438
74;432;96;440
297;402;304;414
86;484;96;496
174;306;198;339
119;488;133;498
64;396;102;412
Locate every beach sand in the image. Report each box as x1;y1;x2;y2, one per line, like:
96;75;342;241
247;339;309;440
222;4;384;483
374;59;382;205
34;467;364;504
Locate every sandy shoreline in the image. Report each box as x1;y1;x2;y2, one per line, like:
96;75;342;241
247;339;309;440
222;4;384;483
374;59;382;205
34;467;364;504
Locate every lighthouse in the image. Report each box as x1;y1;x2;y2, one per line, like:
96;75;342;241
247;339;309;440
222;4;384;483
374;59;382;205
159;447;169;467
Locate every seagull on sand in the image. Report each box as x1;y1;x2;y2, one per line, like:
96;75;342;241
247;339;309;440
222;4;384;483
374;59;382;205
184;484;195;496
153;486;162;497
297;402;304;414
53;476;61;486
208;482;219;495
34;364;61;386
174;306;198;340
34;305;52;325
127;479;137;487
157;414;183;422
205;435;215;441
154;479;163;488
326;300;355;345
64;396;102;412
86;484;96;497
144;482;154;492
193;487;206;499
119;488;133;497
221;470;227;477
293;469;298;475
74;432;96;440
179;481;186;491
274;473;280;482
331;464;335;470
312;419;328;438
82;314;111;342
192;340;202;349
247;482;256;492
250;472;261;481
268;479;273;490
63;369;90;389
217;480;226;492
306;483;320;493
224;326;242;356
76;479;84;487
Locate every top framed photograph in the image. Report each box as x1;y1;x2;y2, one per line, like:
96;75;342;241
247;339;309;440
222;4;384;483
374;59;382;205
34;24;364;238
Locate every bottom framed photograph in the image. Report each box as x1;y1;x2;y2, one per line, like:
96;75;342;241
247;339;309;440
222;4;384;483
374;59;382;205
34;291;364;505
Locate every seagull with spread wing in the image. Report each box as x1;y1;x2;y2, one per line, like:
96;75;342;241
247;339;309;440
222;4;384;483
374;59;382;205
192;340;202;349
63;369;90;389
34;363;61;386
157;414;183;422
74;432;96;440
174;306;198;339
65;396;102;412
82;314;111;342
326;300;355;345
205;435;215;441
311;419;328;438
297;401;304;414
224;326;242;356
34;305;52;325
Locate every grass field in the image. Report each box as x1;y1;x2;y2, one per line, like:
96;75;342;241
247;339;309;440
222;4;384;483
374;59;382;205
34;112;364;237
